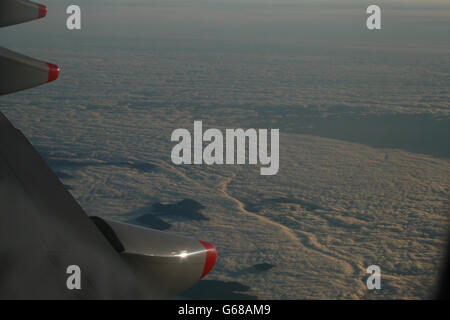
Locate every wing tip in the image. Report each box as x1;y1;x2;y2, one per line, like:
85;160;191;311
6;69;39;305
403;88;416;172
46;63;60;83
38;4;47;19
199;240;218;279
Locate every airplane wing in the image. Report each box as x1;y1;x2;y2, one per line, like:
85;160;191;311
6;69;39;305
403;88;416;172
0;112;217;299
0;0;47;28
0;0;217;299
0;112;145;299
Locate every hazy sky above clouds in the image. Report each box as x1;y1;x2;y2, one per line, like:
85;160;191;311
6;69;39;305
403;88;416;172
1;0;449;53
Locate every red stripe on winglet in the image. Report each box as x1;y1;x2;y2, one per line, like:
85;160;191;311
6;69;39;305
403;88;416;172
46;63;60;83
199;240;217;279
38;5;47;19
